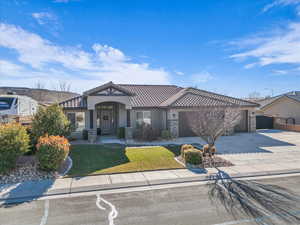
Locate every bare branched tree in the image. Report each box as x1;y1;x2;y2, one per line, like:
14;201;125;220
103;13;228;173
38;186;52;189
187;106;241;156
54;81;72;102
34;81;46;102
58;80;71;92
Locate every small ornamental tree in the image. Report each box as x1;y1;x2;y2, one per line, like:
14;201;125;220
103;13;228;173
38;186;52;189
36;135;70;171
0;123;29;173
31;104;71;145
186;106;241;158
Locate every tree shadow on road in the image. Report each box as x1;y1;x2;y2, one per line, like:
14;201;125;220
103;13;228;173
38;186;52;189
208;169;300;225
0;179;54;208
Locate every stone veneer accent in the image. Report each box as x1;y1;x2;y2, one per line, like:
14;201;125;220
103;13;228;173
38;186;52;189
167;110;179;138
248;109;256;132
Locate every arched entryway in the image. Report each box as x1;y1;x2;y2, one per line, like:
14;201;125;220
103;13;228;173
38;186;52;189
95;102;127;135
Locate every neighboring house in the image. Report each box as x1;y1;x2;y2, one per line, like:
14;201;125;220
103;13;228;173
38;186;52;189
59;81;258;140
257;91;300;125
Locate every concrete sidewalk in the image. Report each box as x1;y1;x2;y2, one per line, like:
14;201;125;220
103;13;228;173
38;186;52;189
2;165;300;204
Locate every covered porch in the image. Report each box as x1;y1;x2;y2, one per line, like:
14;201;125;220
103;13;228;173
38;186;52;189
86;101;132;141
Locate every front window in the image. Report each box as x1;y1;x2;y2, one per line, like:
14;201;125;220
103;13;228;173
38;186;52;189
0;97;14;110
136;111;151;126
67;112;85;131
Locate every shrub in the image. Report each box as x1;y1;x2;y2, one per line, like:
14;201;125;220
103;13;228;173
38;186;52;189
31;104;71;145
25;126;36;155
133;123;159;141
161;129;172;140
203;144;217;157
180;144;194;158
184;149;203;165
82;129;88;140
0;123;29;174
117;127;125;139
36;135;70;171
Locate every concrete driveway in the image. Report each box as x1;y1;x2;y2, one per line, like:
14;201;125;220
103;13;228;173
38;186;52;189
216;130;300;173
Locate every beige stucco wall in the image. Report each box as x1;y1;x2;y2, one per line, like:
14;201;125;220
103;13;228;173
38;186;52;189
262;97;300;124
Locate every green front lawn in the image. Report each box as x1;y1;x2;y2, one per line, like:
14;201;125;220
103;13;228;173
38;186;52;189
68;144;183;176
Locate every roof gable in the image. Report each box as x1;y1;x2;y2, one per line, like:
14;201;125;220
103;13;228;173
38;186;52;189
259;91;300;110
83;82;133;96
261;95;300;110
169;92;235;107
159;87;258;108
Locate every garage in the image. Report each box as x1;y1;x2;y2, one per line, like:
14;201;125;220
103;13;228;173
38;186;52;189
178;111;197;137
179;110;250;137
256;115;274;129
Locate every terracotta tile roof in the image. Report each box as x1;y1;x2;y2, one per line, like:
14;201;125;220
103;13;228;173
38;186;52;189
59;82;259;109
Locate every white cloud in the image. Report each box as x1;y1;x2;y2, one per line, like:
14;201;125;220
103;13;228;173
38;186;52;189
0;23;99;70
272;69;289;74
190;71;214;83
32;12;57;25
0;60;24;77
0;23;170;92
174;70;184;75
230;23;300;67
263;0;300;12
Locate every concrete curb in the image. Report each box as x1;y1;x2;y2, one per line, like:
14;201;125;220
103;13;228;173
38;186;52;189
2;169;300;204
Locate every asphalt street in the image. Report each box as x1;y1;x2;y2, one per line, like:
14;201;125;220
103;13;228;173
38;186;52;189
1;175;300;225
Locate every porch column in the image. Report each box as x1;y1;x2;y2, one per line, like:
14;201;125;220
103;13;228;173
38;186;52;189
126;109;131;127
125;109;133;139
88;109;97;143
89;110;94;129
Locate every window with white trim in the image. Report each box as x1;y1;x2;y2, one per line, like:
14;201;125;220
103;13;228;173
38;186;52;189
136;111;151;126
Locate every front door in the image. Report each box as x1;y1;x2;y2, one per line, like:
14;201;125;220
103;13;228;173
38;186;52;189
100;109;113;134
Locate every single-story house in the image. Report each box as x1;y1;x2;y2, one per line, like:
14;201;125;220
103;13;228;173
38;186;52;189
256;91;300;125
59;81;258;141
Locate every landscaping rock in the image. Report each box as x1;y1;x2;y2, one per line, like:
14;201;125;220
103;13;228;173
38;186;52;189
0;156;57;185
0;165;57;185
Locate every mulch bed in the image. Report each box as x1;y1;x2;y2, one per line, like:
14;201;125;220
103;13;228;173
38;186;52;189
177;155;234;169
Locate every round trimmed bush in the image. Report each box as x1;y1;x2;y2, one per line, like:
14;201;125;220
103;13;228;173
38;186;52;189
37;135;70;171
180;144;194;158
184;149;203;165
0;123;29;174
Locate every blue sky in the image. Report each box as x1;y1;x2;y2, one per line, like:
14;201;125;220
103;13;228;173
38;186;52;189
0;0;300;97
